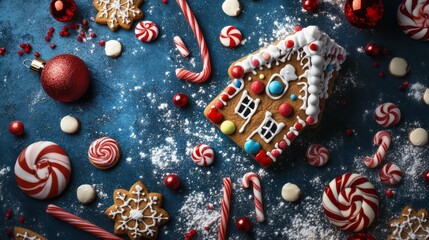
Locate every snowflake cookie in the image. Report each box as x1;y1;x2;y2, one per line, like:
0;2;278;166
105;181;169;240
388;206;429;240
14;227;47;240
93;0;144;31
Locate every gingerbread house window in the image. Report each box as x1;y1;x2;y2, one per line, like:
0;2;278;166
249;112;285;143
235;90;260;133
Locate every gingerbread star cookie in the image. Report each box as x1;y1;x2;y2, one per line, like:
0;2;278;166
388;206;429;240
93;0;144;31
14;227;47;240
105;181;169;240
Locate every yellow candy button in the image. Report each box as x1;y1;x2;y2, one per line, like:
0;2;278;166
220;120;236;135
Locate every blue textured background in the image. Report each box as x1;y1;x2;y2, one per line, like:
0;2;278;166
1;0;429;239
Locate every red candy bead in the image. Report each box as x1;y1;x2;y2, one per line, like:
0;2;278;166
231;65;245;79
24;47;31;53
6;229;12;236
99;40;105;46
385;189;394;198
164;173;181;190
423;169;429;184
173;93;189;108
302;0;318;11
345;128;354;136
347;233;376;240
17;50;23;56
344;0;384;29
162;0;168;3
90;32;96;38
379;71;385;78
286;40;294;48
236;217;252;233
5;209;12;219
77;36;83;42
50;43;56;49
34;52;40;58
279;103;293;117
19;216;25;223
251;80;265;94
45;36;51;41
339;98;348;106
9;121;24;136
294;26;302;32
309;43;318;51
364;43;381;57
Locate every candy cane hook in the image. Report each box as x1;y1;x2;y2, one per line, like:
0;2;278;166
242;172;265;222
364;131;391;168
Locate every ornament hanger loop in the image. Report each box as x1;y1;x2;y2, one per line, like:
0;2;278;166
23;59;32;69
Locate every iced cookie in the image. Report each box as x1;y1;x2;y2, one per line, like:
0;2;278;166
14;227;47;240
105;181;169;240
93;0;144;31
88;137;121;169
388;206;429;240
204;26;346;167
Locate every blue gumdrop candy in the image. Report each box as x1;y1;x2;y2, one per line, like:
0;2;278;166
244;139;261;155
268;80;284;95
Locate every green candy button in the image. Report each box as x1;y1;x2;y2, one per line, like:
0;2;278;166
220;120;236;135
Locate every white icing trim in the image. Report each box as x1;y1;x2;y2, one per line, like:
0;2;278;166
265;64;297;100
248;112;285;143
234;90;261;133
16;233;41;240
219;78;244;105
297;82;308;110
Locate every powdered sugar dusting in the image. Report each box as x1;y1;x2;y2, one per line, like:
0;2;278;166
408;83;426;102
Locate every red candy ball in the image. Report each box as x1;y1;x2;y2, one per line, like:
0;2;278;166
423;169;429;184
41;54;90;102
345;128;354;136
344;0;384;29
279;103;293;117
236;217;252;233
164;174;181;190
9;121;24;136
347;233;375;240
302;0;318;12
173;93;189;108
364;43;381;57
251;80;265;94
49;0;77;22
231;65;245;79
385;188;394;198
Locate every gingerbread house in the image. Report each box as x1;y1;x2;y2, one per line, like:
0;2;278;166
204;26;346;167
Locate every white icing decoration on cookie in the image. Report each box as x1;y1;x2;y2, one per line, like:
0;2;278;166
95;0;142;29
105;40;122;58
16;232;41;240
247;112;285;143
235;90;260;133
265;64;297;100
390;207;429;239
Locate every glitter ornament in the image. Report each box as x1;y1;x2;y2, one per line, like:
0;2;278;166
164;174;181;190
49;0;77;22
364;42;381;56
347;233;376;240
236;217;252;233
9;120;24;136
302;0;318;11
26;54;90;102
344;0;384;29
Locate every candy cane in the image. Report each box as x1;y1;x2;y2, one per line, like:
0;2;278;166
364;131;391;168
241;172;264;222
218;177;232;240
175;0;211;83
46;204;121;240
174;36;190;58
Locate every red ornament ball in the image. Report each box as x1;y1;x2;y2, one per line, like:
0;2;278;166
40;54;90;102
9;121;24;136
344;0;384;29
302;0;318;12
364;43;381;57
173;93;189;108
423;169;429;184
279;103;293;117
236;217;252;233
347;233;375;240
231;65;245;79
164;173;181;190
50;0;77;22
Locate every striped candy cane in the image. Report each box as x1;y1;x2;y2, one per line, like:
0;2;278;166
175;0;211;83
46;204;121;240
242;172;264;222
364;131;391;168
174;36;190;58
218;177;232;240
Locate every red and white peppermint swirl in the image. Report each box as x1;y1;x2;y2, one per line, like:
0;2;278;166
135;21;159;43
374;102;401;128
305;144;330;167
397;0;429;41
173;36;190;58
88;137;120;169
191;144;214;166
219;26;242;48
14;141;71;200
379;163;403;185
242;172;264;222
322;173;379;232
364;131;391;168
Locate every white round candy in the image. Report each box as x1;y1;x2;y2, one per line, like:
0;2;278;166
409;128;428;147
60;115;80;134
222;0;241;17
423;89;429;106
388;57;409;78
281;183;301;202
77;184;96;204
105;40;122;58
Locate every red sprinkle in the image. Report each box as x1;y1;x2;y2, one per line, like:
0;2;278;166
24;47;31;53
19;43;26;48
385;189;394;198
99;40;105;46
5;209;12;219
0;49;4;55
90;32;96;38
162;0;168;3
372;61;379;67
80;32;86;37
47;31;53;37
49;27;55;33
402;81;409;87
17;50;23;56
345;128;354;136
82;19;88;26
19;216;25;223
69;23;79;30
34;52;40;58
77;36;83;42
50;43;56;49
45;36;51;41
62;26;69;31
378;71;385;78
